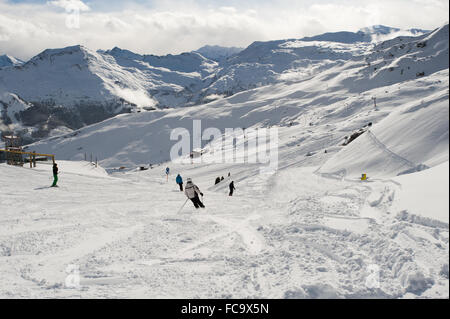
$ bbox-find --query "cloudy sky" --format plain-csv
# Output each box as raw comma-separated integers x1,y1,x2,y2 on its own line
0,0,448,60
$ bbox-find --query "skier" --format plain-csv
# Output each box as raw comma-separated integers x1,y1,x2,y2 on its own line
165,166,170,181
215,177,221,185
221,176,224,181
229,181,235,196
228,172,231,177
176,174,183,191
184,178,205,209
51,163,58,187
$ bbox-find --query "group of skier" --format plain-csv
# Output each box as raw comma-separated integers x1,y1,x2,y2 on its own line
214,172,230,185
216,172,234,196
50,162,234,210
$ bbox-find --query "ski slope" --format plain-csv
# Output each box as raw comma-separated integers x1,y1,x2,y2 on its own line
0,152,448,298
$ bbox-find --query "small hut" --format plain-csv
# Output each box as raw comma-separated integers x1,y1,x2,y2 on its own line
1,134,23,166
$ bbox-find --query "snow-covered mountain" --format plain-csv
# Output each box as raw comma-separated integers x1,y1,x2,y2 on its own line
0,45,218,141
201,25,439,100
359,25,429,37
29,24,448,171
0,25,443,143
193,45,243,61
299,25,429,44
0,54,24,68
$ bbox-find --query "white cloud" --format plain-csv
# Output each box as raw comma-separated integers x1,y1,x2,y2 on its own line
0,0,448,60
219,7,237,14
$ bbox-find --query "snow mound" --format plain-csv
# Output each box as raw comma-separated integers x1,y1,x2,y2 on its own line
392,161,449,224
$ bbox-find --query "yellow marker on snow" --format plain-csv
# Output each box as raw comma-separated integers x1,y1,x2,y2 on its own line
361,173,367,181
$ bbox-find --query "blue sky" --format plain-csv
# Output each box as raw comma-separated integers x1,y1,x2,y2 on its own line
1,0,448,59
6,0,328,8
7,0,150,9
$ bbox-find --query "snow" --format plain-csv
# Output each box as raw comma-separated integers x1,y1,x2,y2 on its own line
0,132,448,298
0,54,24,68
33,160,109,178
0,45,215,113
293,25,428,44
392,161,449,224
1,145,447,298
194,45,243,62
318,68,449,178
0,92,31,125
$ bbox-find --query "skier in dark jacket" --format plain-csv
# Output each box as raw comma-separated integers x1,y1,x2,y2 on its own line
229,181,235,196
184,178,205,208
51,163,58,187
165,166,170,181
176,174,183,191
215,177,221,185
221,176,224,181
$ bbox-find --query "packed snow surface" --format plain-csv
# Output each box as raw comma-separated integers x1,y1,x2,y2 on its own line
0,155,448,298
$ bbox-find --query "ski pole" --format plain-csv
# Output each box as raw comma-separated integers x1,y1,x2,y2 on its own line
177,198,189,214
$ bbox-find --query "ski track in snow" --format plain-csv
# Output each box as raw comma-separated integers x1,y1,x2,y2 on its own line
0,161,448,299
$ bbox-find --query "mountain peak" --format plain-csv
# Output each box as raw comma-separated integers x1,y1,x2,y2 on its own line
34,44,89,57
103,47,143,60
194,45,243,61
300,25,430,44
359,25,401,35
26,45,96,66
0,54,24,67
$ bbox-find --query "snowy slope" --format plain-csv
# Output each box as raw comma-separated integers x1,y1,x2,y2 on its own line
0,92,31,125
0,45,217,110
1,45,154,108
0,141,448,298
318,70,449,178
0,46,218,139
201,25,440,98
392,161,449,224
102,47,218,107
316,25,449,178
0,54,24,68
301,25,429,44
203,38,369,97
194,45,243,61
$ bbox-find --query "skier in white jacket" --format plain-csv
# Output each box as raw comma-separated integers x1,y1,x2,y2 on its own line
184,178,205,209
